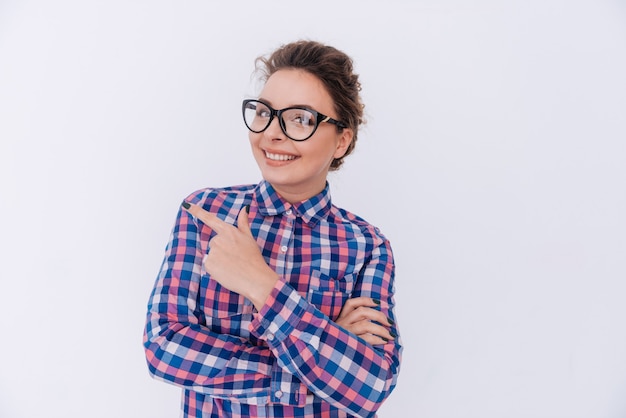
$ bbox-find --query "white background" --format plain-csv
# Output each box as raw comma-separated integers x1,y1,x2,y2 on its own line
1,1,625,417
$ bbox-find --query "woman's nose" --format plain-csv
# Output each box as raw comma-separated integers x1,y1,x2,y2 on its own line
264,117,287,141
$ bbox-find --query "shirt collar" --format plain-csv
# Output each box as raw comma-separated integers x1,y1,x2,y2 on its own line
254,180,332,227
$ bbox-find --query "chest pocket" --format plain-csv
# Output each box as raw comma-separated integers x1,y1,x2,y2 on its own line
306,270,356,321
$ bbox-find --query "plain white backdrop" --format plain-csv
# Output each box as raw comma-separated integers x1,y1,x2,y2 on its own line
1,1,625,417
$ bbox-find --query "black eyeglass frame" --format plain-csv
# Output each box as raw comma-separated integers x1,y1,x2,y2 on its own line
242,99,347,142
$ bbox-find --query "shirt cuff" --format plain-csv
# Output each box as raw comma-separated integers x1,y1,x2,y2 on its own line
249,278,309,344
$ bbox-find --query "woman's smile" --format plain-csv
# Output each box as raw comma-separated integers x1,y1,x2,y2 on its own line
264,149,298,163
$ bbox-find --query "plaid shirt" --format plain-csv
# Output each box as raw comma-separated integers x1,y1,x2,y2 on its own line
143,180,402,418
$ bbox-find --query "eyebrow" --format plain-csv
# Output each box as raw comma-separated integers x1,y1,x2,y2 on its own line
258,98,316,110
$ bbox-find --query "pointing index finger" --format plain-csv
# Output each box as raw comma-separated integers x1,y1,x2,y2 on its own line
182,201,228,234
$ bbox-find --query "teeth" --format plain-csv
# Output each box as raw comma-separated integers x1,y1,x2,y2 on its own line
265,151,296,161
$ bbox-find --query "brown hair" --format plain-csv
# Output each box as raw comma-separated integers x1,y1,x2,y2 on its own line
255,40,364,170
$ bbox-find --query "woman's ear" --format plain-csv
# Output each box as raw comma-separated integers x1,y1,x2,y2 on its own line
333,128,354,159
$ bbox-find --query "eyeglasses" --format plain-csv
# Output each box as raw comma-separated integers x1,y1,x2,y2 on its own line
242,99,347,141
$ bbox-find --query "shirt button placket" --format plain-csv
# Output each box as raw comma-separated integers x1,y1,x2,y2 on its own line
279,209,294,256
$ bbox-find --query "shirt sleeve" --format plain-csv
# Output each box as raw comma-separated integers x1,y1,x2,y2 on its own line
249,237,402,418
143,205,274,401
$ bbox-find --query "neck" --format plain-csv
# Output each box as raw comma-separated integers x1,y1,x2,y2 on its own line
270,182,326,204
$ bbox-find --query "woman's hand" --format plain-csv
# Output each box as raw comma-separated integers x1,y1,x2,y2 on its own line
182,203,278,311
336,297,396,345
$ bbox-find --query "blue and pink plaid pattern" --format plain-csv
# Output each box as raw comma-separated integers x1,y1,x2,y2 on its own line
143,180,402,417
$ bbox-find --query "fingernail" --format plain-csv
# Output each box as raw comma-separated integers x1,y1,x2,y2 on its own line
245,205,250,214
390,331,397,339
372,298,381,305
182,202,191,209
387,317,395,326
382,337,389,343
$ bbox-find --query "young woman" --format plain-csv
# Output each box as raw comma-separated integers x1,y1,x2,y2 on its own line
143,40,402,418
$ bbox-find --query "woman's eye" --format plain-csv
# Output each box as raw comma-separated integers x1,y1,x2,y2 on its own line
257,109,270,118
291,113,314,126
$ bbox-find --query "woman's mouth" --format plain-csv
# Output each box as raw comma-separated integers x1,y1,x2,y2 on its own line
265,151,297,161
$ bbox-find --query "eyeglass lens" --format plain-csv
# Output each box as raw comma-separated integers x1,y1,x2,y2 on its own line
243,100,318,141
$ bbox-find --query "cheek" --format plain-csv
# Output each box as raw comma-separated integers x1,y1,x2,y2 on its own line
248,132,263,150
248,131,257,144
306,143,339,168
319,137,343,160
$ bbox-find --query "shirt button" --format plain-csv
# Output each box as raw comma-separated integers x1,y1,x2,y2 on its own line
275,390,283,399
280,245,288,253
267,333,275,341
285,209,292,216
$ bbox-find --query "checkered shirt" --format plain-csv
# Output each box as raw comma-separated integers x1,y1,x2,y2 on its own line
143,180,402,417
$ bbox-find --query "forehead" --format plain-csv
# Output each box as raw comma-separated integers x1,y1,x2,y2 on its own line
260,69,334,112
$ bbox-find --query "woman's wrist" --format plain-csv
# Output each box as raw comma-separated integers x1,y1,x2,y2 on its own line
247,268,279,311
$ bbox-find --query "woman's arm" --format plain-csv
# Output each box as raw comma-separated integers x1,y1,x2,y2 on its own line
142,206,275,400
248,238,402,418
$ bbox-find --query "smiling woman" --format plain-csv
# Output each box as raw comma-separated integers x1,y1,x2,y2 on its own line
142,40,402,418
246,69,353,203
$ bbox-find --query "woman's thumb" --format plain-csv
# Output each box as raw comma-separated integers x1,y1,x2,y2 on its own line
237,205,252,235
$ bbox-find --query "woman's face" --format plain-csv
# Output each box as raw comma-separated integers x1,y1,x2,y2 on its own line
248,69,353,203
